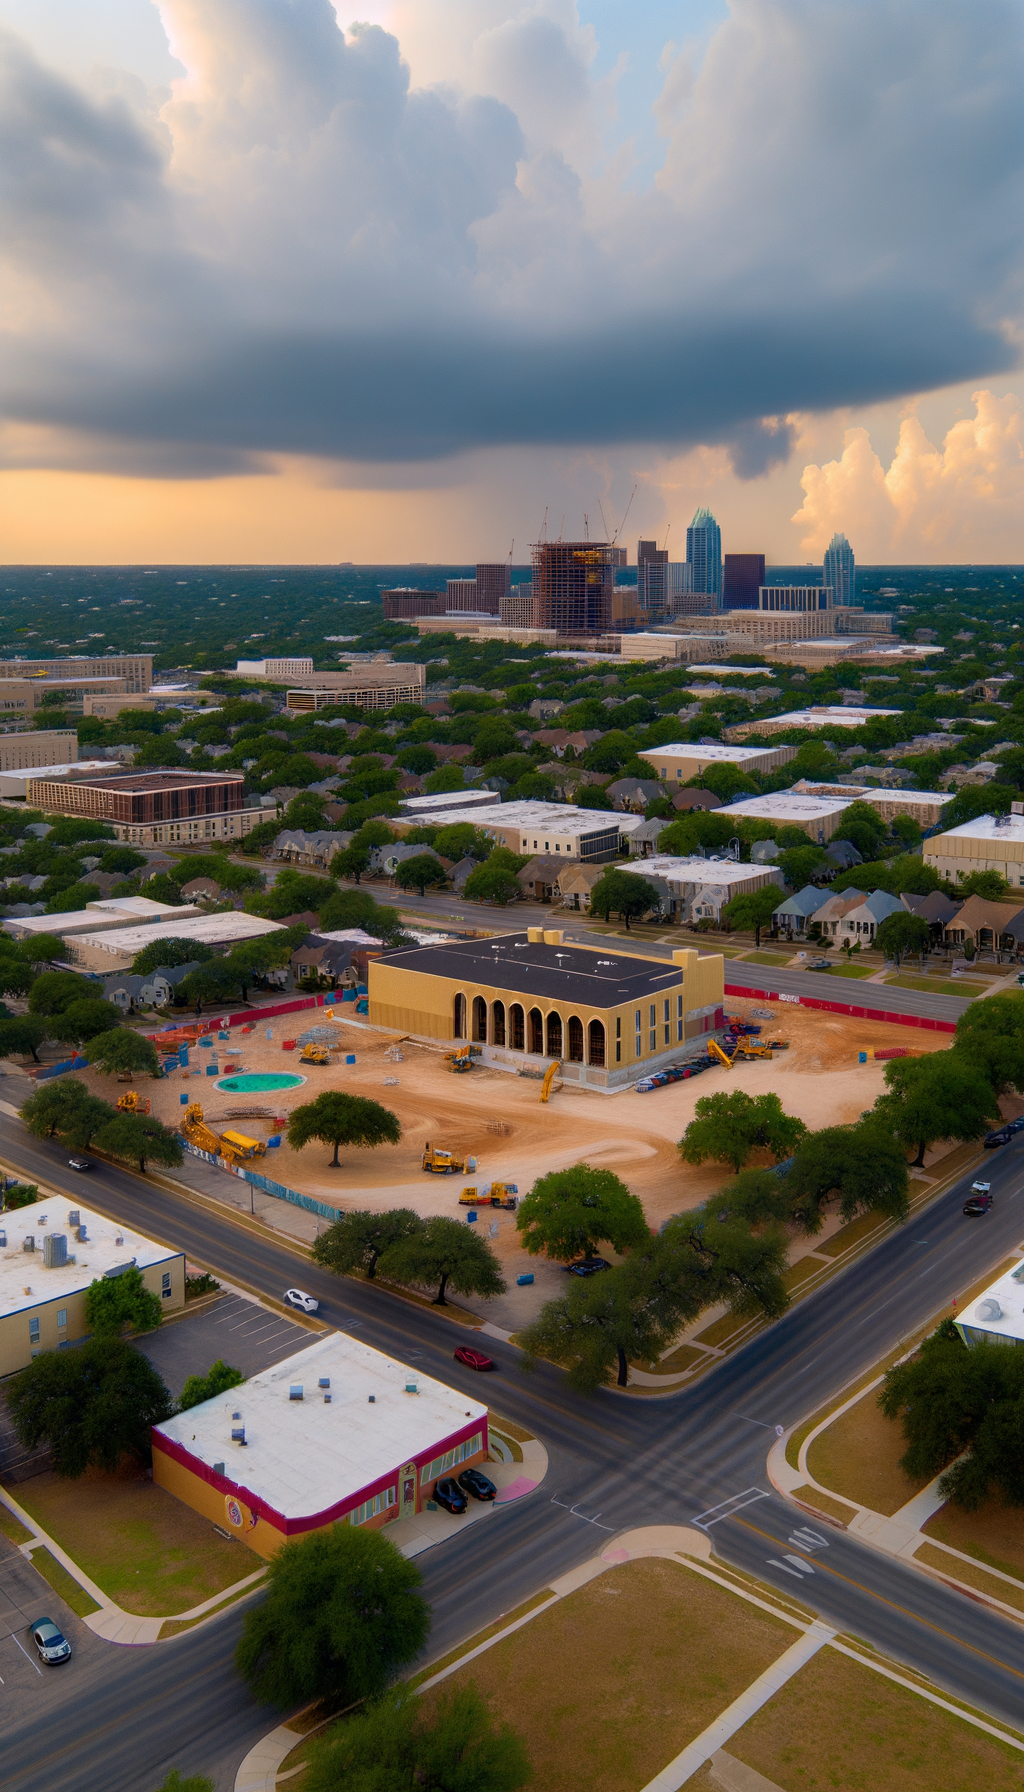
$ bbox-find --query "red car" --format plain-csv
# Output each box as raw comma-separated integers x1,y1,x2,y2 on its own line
454,1345,496,1372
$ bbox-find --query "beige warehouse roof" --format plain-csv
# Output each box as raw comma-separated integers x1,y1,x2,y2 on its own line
70,910,285,958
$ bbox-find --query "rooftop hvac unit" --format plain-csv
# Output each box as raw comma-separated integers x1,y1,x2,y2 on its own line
22,1235,34,1253
318,1377,330,1388
978,1298,1003,1320
67,1210,80,1227
42,1233,68,1270
231,1426,246,1444
289,1385,303,1401
213,1461,225,1475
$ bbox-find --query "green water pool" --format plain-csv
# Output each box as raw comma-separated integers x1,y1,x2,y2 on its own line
214,1072,307,1093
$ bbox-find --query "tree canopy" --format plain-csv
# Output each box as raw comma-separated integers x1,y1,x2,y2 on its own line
235,1524,430,1707
287,1091,401,1167
874,911,931,966
515,1164,649,1264
679,1090,808,1174
722,884,781,945
588,868,659,929
872,1052,999,1166
394,853,448,896
305,1684,530,1792
21,1078,115,1148
781,1120,910,1230
84,1028,160,1078
7,1337,172,1477
0,1015,49,1064
953,992,1024,1095
178,1359,245,1412
880,1320,1024,1510
85,1266,163,1337
131,937,214,976
380,1216,506,1306
311,1209,423,1280
94,1112,184,1173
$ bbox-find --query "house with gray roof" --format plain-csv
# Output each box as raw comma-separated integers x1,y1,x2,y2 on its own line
772,885,831,936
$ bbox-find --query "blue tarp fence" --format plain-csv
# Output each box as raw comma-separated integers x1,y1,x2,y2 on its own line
181,1140,340,1222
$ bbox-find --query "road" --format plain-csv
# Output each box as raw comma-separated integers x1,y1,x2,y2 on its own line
3,1115,1024,1790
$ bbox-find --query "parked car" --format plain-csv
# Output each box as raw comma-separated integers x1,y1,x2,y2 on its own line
283,1288,320,1313
984,1127,1012,1148
562,1258,611,1276
453,1345,496,1372
30,1617,71,1664
67,1158,93,1172
458,1467,497,1501
964,1181,993,1216
433,1477,468,1514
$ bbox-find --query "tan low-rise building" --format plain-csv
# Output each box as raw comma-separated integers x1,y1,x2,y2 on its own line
924,812,1024,889
368,928,726,1089
789,782,954,829
715,792,853,843
724,705,902,743
0,1200,184,1378
638,741,798,784
0,730,78,771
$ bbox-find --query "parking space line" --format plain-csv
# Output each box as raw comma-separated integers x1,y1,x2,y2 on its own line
10,1633,41,1675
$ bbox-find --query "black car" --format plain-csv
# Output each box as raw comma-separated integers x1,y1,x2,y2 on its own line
458,1467,497,1502
562,1258,611,1277
433,1477,468,1515
67,1158,93,1172
30,1617,72,1664
984,1128,1012,1148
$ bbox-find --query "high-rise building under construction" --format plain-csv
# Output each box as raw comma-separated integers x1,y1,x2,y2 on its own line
531,541,618,635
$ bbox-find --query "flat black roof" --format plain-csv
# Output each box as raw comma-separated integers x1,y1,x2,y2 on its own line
378,932,683,1008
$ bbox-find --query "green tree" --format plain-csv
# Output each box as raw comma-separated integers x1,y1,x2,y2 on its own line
84,1028,160,1078
464,849,527,905
380,1215,506,1306
953,992,1024,1095
874,911,931,966
782,1121,910,1231
0,958,33,999
235,1524,429,1708
394,743,438,775
331,843,371,883
178,1359,245,1412
872,1051,999,1166
49,998,123,1044
311,1209,423,1280
879,1320,1024,1510
721,884,781,946
1,1181,39,1210
85,1265,163,1336
131,937,214,976
516,1165,649,1264
287,1091,401,1167
7,1337,172,1477
305,1684,530,1792
94,1112,185,1173
838,800,888,861
28,969,87,1016
679,1090,808,1174
21,1079,115,1147
891,814,923,851
777,845,827,889
956,868,1013,900
588,868,659,930
44,881,101,914
394,853,448,897
0,1015,49,1063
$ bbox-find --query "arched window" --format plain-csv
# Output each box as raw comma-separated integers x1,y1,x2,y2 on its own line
472,996,488,1043
546,1012,562,1058
588,1019,606,1067
492,1001,506,1046
567,1015,584,1062
510,1004,525,1050
528,1008,544,1055
453,993,467,1038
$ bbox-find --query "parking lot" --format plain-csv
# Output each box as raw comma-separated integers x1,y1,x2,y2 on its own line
139,1294,315,1400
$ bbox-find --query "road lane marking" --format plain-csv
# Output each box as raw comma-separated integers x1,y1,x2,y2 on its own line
10,1634,41,1675
692,1488,769,1530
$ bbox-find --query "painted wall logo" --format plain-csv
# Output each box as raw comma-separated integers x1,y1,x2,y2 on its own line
225,1496,243,1528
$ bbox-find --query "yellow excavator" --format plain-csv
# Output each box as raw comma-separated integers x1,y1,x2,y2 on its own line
182,1103,267,1167
116,1090,150,1115
300,1042,333,1065
539,1060,561,1103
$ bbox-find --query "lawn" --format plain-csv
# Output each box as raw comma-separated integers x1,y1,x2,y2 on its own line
703,1641,1024,1791
743,952,794,966
418,1557,792,1792
885,974,992,995
924,1492,1024,1585
805,1384,929,1515
15,1465,260,1616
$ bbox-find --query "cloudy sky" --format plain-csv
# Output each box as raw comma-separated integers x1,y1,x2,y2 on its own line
0,0,1022,564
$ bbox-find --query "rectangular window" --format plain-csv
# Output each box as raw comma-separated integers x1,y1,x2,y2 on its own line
677,995,683,1019
57,1309,67,1328
162,1272,172,1297
420,1434,483,1485
349,1487,396,1526
28,1317,40,1341
650,1029,657,1051
678,1019,684,1041
615,1016,621,1064
649,1004,656,1027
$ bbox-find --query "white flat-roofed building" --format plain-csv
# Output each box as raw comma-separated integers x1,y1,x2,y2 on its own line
234,657,314,679
422,799,645,862
955,1261,1024,1351
724,704,902,741
67,908,285,971
718,792,854,843
924,811,1024,888
0,760,116,800
638,741,798,783
0,1201,184,1377
397,790,501,819
640,855,785,924
3,897,198,942
153,1332,489,1558
790,782,954,829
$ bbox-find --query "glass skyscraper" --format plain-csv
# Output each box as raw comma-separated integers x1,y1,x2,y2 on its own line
685,507,722,604
823,532,855,606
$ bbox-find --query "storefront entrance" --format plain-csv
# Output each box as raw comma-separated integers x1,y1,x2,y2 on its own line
400,1462,418,1518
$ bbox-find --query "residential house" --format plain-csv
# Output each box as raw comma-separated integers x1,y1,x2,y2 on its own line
671,788,722,812
627,817,671,858
902,891,961,936
556,863,607,912
376,842,443,878
528,698,565,720
772,885,832,936
533,729,604,759
273,829,351,868
102,961,200,1012
750,839,780,864
836,890,905,942
824,840,863,871
290,935,353,986
809,889,868,942
449,856,480,895
943,896,1024,955
605,777,663,813
516,856,563,902
180,877,222,902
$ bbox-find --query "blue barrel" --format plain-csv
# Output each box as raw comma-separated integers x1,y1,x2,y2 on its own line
466,1210,478,1223
517,1273,535,1286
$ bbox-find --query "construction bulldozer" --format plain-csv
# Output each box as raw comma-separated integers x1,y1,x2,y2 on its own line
422,1142,466,1175
459,1182,519,1210
116,1090,150,1116
181,1103,267,1167
300,1042,333,1065
444,1044,480,1073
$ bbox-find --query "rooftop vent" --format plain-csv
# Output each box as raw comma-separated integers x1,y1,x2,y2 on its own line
22,1235,34,1253
231,1425,246,1445
37,1214,47,1226
0,1230,5,1247
405,1378,418,1394
318,1377,330,1388
368,1395,376,1403
67,1211,80,1227
978,1298,1003,1321
289,1385,303,1401
213,1460,225,1476
115,1235,124,1246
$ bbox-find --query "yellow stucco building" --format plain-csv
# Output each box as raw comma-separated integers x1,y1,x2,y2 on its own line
368,927,726,1090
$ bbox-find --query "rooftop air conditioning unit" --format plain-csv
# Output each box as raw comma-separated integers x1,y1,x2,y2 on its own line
231,1426,246,1444
67,1210,80,1227
22,1235,34,1253
289,1385,303,1401
978,1298,1003,1321
42,1233,68,1270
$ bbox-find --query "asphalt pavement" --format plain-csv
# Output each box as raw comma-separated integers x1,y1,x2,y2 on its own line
3,1116,1024,1790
